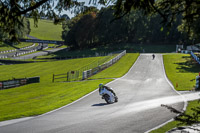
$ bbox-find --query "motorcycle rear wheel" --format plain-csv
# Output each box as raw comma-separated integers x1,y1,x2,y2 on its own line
115,96,118,102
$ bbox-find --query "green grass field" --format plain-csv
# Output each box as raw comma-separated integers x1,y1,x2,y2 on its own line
29,19,63,41
0,53,139,121
151,53,200,133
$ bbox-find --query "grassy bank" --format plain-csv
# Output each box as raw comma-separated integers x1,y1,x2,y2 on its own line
0,19,63,53
0,53,139,121
151,53,200,133
164,54,199,91
0,79,112,121
29,19,63,41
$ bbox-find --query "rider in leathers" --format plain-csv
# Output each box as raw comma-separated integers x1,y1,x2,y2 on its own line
99,83,116,96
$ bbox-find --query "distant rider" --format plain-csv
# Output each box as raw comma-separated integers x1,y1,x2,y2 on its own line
99,83,116,96
152,54,155,60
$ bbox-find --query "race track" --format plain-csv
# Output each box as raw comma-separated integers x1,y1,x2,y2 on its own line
0,54,184,133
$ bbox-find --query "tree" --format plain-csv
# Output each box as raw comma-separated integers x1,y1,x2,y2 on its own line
0,28,8,42
62,7,99,49
62,6,185,49
112,0,200,40
0,0,85,42
0,17,30,43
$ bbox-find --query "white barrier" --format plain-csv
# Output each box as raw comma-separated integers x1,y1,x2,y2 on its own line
98,50,126,70
0,43,36,54
0,49,17,54
82,50,126,80
19,43,35,50
0,56,8,59
10,48,37,57
196,76,200,89
82,69,92,80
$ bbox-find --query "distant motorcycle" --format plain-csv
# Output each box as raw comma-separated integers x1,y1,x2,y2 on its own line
99,87,118,104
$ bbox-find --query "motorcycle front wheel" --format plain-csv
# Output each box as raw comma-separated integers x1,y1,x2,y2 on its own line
103,94,111,104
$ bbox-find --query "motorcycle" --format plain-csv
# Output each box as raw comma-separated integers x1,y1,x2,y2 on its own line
99,87,118,104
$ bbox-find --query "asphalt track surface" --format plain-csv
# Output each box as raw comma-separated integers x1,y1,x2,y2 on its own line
0,54,184,133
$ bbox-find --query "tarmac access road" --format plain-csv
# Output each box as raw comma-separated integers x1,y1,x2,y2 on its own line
0,44,40,58
12,47,67,60
0,54,185,133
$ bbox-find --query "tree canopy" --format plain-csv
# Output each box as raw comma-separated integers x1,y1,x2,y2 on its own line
0,0,200,42
0,0,85,41
112,0,200,40
62,6,186,49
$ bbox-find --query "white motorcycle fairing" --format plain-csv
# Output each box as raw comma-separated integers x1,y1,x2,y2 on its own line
99,88,117,104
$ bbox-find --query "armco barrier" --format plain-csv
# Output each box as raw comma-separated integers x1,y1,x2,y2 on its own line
191,51,200,64
195,75,200,90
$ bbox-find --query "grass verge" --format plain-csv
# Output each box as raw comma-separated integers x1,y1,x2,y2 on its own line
0,53,139,121
164,53,199,91
150,100,199,133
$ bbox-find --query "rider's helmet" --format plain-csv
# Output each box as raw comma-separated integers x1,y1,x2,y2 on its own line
99,83,103,88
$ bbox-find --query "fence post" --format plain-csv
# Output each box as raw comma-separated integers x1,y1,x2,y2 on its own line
52,74,54,82
67,72,69,82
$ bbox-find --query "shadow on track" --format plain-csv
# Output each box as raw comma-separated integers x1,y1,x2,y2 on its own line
92,103,108,106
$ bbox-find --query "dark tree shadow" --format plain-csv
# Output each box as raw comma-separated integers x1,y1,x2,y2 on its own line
175,55,200,73
92,103,108,106
2,42,20,49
